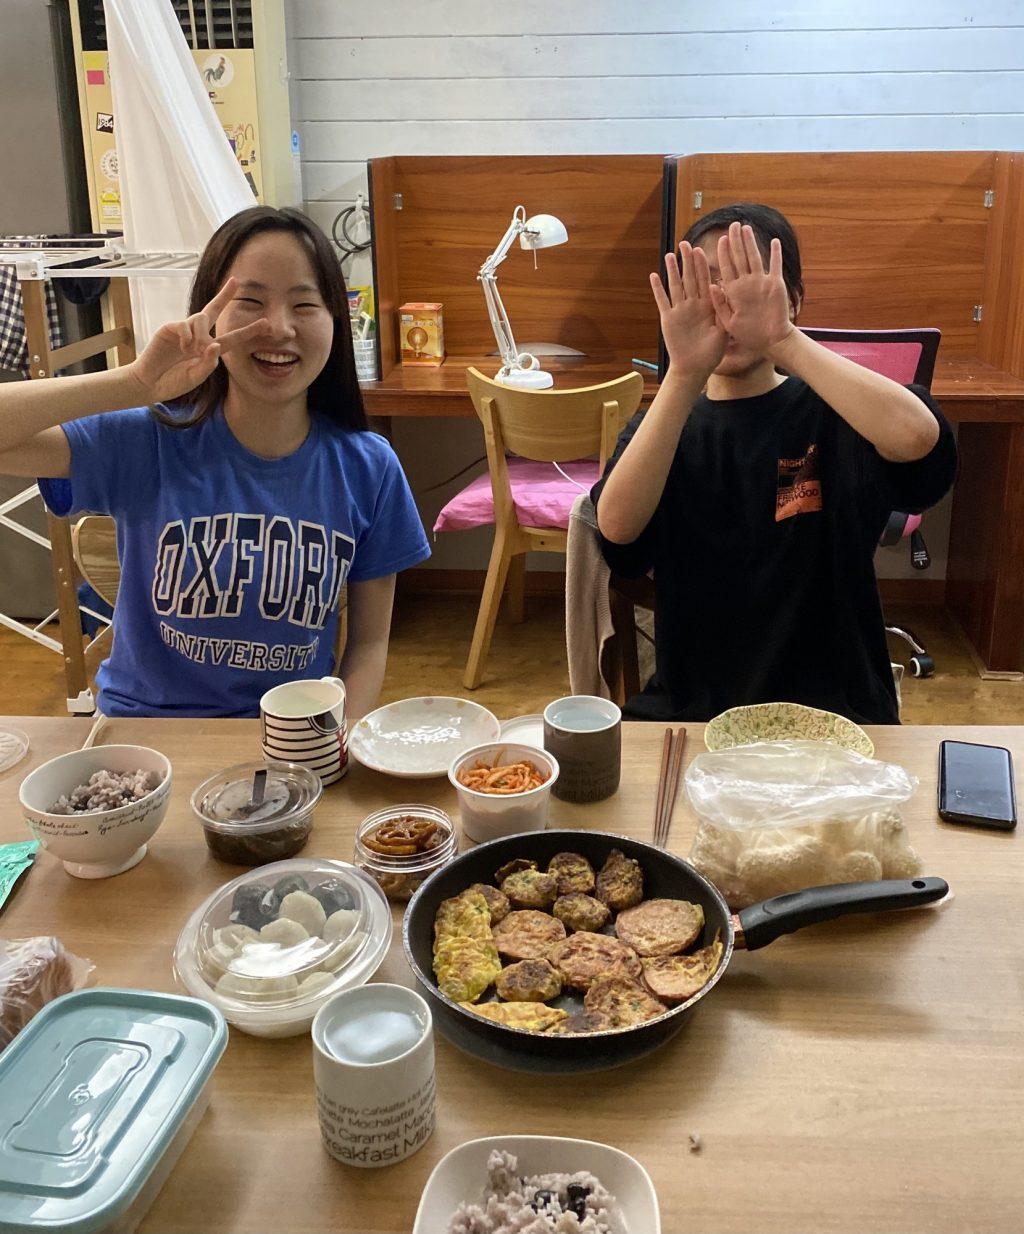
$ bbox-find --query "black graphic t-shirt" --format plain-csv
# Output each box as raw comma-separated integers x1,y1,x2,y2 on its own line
592,378,957,724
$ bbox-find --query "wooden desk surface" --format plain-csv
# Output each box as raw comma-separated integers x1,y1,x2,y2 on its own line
363,354,1024,422
2,718,1021,1234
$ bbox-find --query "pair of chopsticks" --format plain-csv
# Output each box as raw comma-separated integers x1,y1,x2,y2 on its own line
653,727,687,849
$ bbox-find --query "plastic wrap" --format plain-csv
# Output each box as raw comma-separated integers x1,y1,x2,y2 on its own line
685,741,923,908
0,937,94,1050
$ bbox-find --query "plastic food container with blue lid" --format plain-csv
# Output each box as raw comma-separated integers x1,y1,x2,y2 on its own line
0,987,227,1234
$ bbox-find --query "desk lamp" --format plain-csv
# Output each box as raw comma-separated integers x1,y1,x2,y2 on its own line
478,205,568,389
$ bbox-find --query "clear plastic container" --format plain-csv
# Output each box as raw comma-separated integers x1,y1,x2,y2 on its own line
191,761,322,866
354,805,457,902
173,858,392,1038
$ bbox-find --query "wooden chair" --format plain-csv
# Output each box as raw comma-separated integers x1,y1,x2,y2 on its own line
462,366,644,690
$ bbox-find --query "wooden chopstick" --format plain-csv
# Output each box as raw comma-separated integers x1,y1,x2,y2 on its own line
655,727,687,848
653,727,672,844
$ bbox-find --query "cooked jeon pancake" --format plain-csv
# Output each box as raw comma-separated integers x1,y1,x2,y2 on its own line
467,883,511,925
552,893,611,934
546,1010,615,1036
584,975,667,1027
501,868,558,911
434,935,501,1003
495,958,562,1003
595,849,644,912
459,1000,568,1032
549,931,642,992
641,937,724,1005
615,898,704,957
433,890,491,951
494,858,536,884
547,851,596,896
492,910,567,961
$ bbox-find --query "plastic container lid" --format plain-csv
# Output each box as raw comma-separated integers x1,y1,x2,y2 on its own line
0,988,226,1234
191,760,322,830
0,726,29,775
173,857,393,1038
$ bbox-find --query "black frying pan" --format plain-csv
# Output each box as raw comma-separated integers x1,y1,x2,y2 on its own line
402,830,948,1073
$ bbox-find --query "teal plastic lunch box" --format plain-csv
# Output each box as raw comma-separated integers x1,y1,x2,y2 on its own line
0,988,227,1234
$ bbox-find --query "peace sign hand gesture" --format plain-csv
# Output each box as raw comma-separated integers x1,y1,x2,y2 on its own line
708,222,794,355
128,278,270,405
650,243,727,378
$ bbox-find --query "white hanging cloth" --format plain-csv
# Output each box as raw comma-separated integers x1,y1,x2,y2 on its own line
104,0,255,347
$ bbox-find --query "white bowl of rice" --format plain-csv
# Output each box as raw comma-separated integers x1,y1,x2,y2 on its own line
19,744,171,879
414,1136,660,1234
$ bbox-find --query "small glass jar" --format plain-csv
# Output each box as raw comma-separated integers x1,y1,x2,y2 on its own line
353,805,457,902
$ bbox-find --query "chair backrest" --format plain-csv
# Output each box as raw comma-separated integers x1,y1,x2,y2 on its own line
800,327,940,391
72,516,120,608
466,367,644,469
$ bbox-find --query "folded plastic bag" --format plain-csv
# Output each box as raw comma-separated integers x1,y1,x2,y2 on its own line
686,741,923,908
0,937,94,1050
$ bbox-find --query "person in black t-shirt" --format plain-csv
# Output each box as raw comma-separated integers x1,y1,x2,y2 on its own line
592,204,957,725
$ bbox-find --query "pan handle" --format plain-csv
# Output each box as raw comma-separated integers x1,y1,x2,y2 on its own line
734,877,949,951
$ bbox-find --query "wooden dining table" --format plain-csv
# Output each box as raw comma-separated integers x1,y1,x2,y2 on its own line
1,717,1022,1234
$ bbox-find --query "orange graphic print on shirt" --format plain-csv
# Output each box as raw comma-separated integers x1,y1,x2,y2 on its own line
776,443,823,522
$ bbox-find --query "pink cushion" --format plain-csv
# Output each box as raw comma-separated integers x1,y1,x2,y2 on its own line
434,458,600,533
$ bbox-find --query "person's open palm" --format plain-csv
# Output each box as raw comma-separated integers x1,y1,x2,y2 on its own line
651,243,726,377
129,278,270,405
708,222,793,354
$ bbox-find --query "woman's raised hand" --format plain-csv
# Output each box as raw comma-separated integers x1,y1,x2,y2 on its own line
128,278,270,405
650,243,726,378
708,222,794,355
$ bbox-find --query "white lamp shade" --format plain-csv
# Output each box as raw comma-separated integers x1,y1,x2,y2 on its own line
520,213,568,250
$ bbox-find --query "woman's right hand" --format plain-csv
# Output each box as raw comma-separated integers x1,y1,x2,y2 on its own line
650,243,726,379
127,278,270,405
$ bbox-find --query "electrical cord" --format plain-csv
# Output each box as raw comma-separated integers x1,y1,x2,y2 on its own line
331,203,371,263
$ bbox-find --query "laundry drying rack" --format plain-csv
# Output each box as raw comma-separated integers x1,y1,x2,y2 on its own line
0,238,197,713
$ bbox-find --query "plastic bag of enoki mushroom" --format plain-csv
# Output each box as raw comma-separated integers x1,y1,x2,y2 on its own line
684,741,923,909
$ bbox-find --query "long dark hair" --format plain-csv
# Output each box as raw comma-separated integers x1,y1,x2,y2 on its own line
683,202,804,311
155,206,368,432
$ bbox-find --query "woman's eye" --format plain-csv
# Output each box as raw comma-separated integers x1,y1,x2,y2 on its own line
234,297,263,307
295,302,320,311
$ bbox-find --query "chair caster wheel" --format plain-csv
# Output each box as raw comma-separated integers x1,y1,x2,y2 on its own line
910,653,935,679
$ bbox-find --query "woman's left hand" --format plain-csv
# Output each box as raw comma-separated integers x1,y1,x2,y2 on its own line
709,222,794,355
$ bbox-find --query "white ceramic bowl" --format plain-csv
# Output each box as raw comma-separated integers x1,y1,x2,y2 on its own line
349,696,501,778
413,1135,660,1234
19,744,171,879
448,742,559,844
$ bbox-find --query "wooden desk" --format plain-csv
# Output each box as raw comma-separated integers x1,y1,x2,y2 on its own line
3,718,1022,1234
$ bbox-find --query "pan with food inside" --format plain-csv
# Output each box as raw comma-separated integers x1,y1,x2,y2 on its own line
402,830,947,1073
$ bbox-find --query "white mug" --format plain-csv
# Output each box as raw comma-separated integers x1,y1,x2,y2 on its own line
260,676,348,785
312,984,435,1169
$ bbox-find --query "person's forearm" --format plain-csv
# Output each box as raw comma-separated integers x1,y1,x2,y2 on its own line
596,368,707,544
766,330,939,462
0,365,147,451
338,638,389,722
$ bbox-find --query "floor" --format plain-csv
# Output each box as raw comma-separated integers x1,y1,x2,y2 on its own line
3,596,1023,725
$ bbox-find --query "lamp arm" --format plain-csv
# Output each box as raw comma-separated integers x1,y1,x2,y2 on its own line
478,206,527,279
480,274,521,373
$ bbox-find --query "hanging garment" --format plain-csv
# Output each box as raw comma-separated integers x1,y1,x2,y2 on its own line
0,262,62,376
104,0,255,346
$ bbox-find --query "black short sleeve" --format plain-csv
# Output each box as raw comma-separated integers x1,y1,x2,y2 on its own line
590,410,660,579
876,385,958,514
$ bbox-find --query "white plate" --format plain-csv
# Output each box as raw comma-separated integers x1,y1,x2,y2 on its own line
499,713,545,748
348,697,501,779
0,727,29,775
413,1135,660,1234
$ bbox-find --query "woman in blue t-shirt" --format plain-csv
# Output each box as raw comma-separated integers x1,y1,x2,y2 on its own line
0,206,430,718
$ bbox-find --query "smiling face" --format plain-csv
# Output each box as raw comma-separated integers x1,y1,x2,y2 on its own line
215,230,334,407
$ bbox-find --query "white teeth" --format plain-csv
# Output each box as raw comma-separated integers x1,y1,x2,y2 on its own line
253,352,298,364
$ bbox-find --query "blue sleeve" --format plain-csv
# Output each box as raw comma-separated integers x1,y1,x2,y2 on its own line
38,408,157,519
348,438,431,582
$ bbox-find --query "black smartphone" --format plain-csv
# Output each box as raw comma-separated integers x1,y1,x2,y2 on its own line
938,740,1017,831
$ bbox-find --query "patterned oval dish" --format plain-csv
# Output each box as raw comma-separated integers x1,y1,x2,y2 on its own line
703,702,874,758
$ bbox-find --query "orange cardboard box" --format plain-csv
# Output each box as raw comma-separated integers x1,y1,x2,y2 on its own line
399,302,445,366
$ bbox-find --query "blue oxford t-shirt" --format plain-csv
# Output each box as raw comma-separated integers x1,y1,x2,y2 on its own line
40,407,430,718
